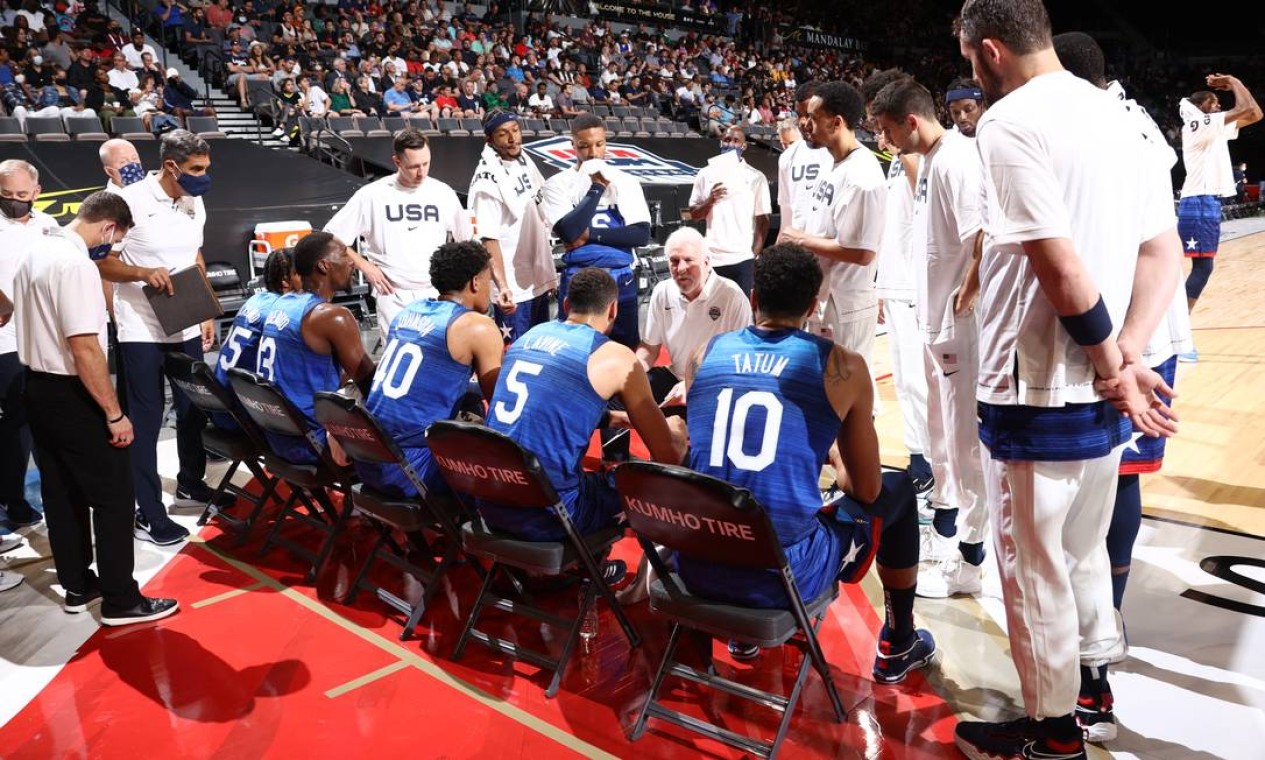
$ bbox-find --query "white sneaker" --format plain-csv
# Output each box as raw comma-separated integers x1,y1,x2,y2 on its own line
0,569,24,592
271,127,284,138
917,557,983,599
0,534,23,554
918,525,956,562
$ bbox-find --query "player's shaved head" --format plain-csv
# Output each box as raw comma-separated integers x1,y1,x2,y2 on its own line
293,231,342,277
565,267,618,315
753,243,822,320
1053,32,1106,89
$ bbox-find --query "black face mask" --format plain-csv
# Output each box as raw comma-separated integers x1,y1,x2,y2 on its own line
0,197,33,220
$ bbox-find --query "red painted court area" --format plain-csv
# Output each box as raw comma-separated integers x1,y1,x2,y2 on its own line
0,466,956,760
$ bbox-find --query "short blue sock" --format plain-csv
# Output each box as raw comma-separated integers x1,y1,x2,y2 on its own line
908,452,932,482
959,541,985,566
933,507,958,538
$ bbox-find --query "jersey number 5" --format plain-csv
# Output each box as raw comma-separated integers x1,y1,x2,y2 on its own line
218,326,250,372
708,388,783,472
492,360,543,425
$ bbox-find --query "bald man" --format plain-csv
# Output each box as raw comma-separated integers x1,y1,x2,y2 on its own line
99,139,146,194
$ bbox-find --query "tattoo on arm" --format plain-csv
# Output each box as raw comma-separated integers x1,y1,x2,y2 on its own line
825,348,851,383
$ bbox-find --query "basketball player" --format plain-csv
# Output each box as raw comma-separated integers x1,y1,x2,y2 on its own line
358,241,504,498
259,232,375,464
861,68,935,500
323,128,473,337
468,110,557,343
955,2,1183,757
687,125,771,296
682,243,933,678
778,81,886,364
1177,71,1260,358
945,78,987,137
540,114,651,349
870,79,989,599
210,248,299,430
776,81,832,234
478,267,685,542
1053,29,1195,744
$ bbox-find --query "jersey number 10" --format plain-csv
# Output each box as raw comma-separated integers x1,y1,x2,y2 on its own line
708,388,783,472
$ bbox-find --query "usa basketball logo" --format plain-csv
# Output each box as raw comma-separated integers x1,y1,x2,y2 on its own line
525,136,698,184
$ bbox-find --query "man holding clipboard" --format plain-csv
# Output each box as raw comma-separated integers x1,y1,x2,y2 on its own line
98,130,226,546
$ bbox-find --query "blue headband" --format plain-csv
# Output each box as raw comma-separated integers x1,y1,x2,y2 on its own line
483,111,518,136
946,87,984,104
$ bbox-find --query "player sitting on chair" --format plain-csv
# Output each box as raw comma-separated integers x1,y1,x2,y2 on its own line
259,231,376,464
211,248,300,430
357,240,506,498
479,267,688,543
680,243,935,682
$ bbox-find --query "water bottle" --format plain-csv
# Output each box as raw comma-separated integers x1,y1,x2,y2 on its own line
579,580,599,653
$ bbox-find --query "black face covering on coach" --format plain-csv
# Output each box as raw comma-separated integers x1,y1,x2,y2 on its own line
0,197,33,220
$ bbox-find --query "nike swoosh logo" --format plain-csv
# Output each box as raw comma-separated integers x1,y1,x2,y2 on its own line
407,225,419,231
944,370,959,377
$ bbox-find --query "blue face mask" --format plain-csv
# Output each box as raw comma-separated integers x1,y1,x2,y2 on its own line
88,226,116,260
118,161,145,186
176,171,211,197
720,143,744,157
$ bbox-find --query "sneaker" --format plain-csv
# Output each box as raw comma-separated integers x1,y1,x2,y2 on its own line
1178,349,1199,363
873,628,936,684
174,484,236,509
917,557,983,599
0,534,23,554
956,715,1087,760
134,513,190,546
100,596,180,627
728,640,760,661
918,525,956,562
601,558,629,590
65,586,104,614
3,503,43,527
271,127,284,138
1076,685,1117,743
0,569,24,592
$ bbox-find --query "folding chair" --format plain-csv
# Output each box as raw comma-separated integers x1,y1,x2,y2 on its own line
427,419,640,698
313,392,474,640
227,368,356,583
162,353,282,540
460,118,483,135
615,461,847,759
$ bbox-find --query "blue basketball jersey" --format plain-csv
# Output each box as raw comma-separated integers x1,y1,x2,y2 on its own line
366,299,472,448
485,321,610,493
214,291,280,389
687,328,839,544
565,204,634,269
260,292,341,432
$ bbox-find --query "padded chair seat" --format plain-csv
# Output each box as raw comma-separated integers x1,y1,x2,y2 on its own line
460,520,624,575
263,455,351,489
201,425,260,462
351,483,438,533
648,573,838,648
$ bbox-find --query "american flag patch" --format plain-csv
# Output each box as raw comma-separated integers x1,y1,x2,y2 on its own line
942,352,957,363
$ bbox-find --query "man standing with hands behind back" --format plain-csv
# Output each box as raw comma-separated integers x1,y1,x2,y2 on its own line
98,130,226,547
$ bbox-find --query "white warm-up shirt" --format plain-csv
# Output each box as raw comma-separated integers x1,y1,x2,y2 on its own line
0,208,60,354
324,173,472,294
1179,98,1240,198
801,145,886,322
689,157,771,267
14,227,108,376
776,139,831,230
912,130,983,343
875,154,916,302
975,71,1176,407
468,150,557,302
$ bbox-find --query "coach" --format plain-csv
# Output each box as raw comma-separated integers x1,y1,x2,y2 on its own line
16,191,178,626
98,130,224,547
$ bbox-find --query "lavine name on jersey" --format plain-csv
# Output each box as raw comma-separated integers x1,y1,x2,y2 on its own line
525,136,697,183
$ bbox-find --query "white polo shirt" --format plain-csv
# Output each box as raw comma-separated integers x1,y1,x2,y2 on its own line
801,145,886,322
0,208,60,355
689,157,771,267
875,154,916,301
776,139,832,230
976,71,1175,407
468,150,557,303
1179,98,1239,198
912,130,983,343
14,227,108,376
115,174,206,343
643,269,752,379
324,173,471,294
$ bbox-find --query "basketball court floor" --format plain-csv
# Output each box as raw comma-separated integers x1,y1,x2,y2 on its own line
1,226,1263,759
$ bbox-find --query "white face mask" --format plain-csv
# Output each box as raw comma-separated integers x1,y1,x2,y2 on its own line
33,56,44,66
14,74,25,84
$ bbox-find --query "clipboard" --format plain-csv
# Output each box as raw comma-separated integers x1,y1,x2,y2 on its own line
143,265,225,336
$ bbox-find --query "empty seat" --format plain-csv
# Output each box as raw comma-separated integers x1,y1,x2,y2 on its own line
459,118,483,135
328,116,363,137
436,118,469,137
591,104,611,117
623,117,649,137
611,106,631,119
25,117,70,142
524,118,551,137
642,118,669,138
356,117,391,138
0,117,26,142
548,118,570,135
407,116,439,136
65,116,109,141
187,115,227,139
111,116,154,140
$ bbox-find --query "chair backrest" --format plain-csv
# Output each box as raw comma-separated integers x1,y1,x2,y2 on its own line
622,118,641,132
0,117,23,135
111,116,147,135
186,115,219,133
612,106,630,118
460,118,483,133
436,118,461,133
614,461,784,570
328,116,358,133
548,118,569,134
313,392,400,467
25,117,66,136
164,352,269,447
426,420,558,508
592,104,610,117
226,367,313,441
66,116,107,135
524,118,546,132
603,117,621,132
356,116,383,132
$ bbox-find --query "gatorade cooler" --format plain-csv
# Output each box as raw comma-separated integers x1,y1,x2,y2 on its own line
249,221,312,277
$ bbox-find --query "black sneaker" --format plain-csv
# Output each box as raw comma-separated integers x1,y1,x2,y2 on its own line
727,640,761,661
956,715,1087,760
4,503,43,528
1076,678,1117,743
65,586,103,614
100,596,180,627
873,628,937,685
134,512,190,546
602,559,629,589
174,484,236,509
